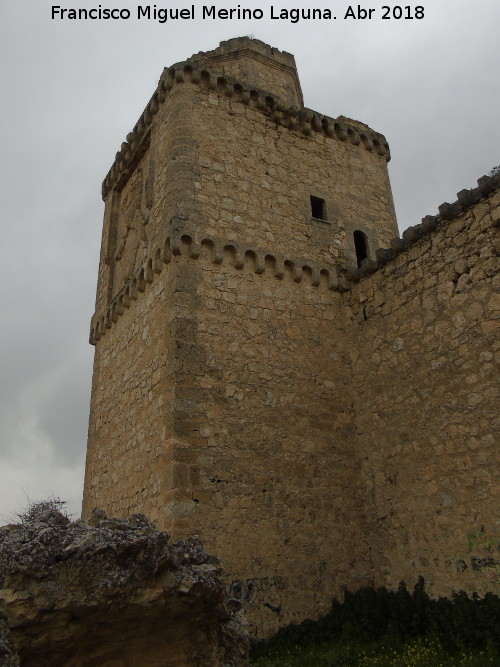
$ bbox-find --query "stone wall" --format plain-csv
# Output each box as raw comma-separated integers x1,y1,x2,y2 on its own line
188,81,397,268
84,265,176,523
188,37,304,108
86,222,374,636
164,235,370,636
0,509,248,666
85,82,203,521
347,175,500,597
83,37,499,641
85,38,399,636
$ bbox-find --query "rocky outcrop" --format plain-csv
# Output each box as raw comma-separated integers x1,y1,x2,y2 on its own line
0,509,248,666
0,610,19,666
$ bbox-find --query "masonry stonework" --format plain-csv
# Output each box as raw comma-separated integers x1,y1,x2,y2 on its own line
347,184,500,598
83,37,499,638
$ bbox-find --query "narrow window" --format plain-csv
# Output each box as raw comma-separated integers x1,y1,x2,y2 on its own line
354,230,368,267
310,196,326,221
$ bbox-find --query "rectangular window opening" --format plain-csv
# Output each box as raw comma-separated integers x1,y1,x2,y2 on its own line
310,196,326,221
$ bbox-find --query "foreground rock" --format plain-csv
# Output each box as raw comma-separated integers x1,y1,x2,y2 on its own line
0,509,248,666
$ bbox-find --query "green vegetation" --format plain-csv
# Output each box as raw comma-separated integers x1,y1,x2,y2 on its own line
251,579,500,666
251,636,498,665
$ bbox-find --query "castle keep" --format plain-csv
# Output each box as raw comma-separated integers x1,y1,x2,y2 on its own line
83,38,499,637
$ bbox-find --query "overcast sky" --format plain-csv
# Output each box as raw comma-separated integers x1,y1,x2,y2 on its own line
0,1,498,522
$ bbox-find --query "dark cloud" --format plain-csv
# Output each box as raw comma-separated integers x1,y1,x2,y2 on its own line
1,0,498,519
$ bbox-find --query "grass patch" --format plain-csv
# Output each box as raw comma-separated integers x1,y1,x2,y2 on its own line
250,579,500,666
251,636,498,665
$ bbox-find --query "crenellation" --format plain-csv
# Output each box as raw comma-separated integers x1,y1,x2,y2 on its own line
84,38,499,642
101,60,391,200
90,227,341,345
344,172,499,284
346,182,499,599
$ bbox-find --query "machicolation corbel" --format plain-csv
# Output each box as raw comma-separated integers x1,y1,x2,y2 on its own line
90,225,341,344
101,60,392,200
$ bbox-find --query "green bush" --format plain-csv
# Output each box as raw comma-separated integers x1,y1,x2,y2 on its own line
250,579,500,664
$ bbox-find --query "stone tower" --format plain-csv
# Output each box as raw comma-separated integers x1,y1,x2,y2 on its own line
83,37,400,635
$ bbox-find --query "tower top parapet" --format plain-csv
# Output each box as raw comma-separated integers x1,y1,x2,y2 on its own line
187,36,304,107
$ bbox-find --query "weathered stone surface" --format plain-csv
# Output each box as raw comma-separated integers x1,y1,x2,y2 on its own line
83,36,499,641
188,37,304,108
347,186,499,599
0,611,19,666
0,510,248,666
85,37,398,638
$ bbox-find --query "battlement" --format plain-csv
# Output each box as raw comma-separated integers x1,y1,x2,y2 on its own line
346,171,500,283
89,221,342,345
101,52,390,201
345,174,499,599
96,171,497,331
187,36,304,107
